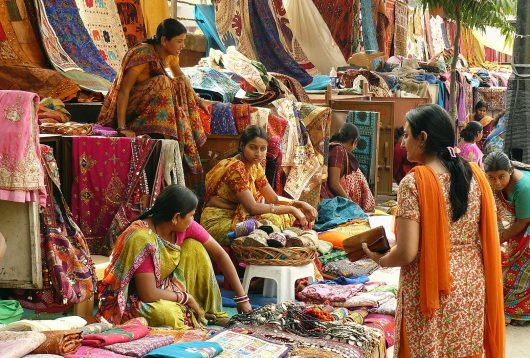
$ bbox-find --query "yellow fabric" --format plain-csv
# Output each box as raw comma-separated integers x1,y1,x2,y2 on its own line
200,207,294,246
473,27,513,56
140,0,170,37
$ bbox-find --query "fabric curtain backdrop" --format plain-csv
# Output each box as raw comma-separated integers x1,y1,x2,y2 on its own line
423,7,434,60
194,4,226,54
384,0,396,58
139,0,169,38
360,0,379,53
284,0,347,75
40,0,116,81
248,0,311,86
311,0,355,59
429,15,446,56
372,0,390,58
116,0,147,48
214,0,257,60
74,0,129,71
0,0,46,66
393,0,408,57
347,110,379,189
269,0,317,76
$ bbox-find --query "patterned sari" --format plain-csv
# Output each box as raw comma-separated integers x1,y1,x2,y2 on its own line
495,190,530,323
97,44,206,174
200,157,294,245
98,221,226,329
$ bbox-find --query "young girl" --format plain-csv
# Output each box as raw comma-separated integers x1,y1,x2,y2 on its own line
458,121,484,169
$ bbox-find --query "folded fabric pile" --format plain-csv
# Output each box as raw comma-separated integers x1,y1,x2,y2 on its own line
324,257,380,277
0,331,46,358
0,316,87,332
81,319,150,347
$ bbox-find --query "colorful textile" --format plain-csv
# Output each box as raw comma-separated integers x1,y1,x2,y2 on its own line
361,0,379,53
312,0,354,59
268,0,317,76
147,329,208,343
0,316,87,332
337,291,395,308
183,67,240,103
105,334,175,357
248,0,311,86
139,0,169,38
214,0,256,60
80,323,113,337
74,0,128,71
194,4,226,54
314,197,368,232
475,86,507,113
71,137,132,254
210,103,238,135
346,111,379,189
98,44,206,173
232,104,251,134
393,0,408,57
342,170,376,212
65,346,130,357
116,0,146,48
0,0,46,66
144,341,222,358
0,90,43,203
41,0,116,81
496,171,530,322
394,165,505,357
324,258,380,278
201,157,293,244
365,314,395,347
284,0,347,74
0,300,23,324
207,329,289,357
31,330,82,355
458,142,484,169
300,284,364,303
98,221,226,328
0,331,46,358
82,321,149,347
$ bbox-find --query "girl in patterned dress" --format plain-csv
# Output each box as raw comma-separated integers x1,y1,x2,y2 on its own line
363,104,504,357
458,121,484,169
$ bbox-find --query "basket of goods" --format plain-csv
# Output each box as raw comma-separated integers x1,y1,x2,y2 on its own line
230,219,318,266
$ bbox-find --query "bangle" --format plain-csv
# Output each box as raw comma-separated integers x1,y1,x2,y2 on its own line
269,204,276,214
174,290,189,305
234,294,249,303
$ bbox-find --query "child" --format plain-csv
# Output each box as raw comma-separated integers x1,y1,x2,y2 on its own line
458,121,484,169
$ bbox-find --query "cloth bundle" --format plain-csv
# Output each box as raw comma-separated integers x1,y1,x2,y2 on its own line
0,331,46,358
31,330,83,355
300,283,364,303
324,258,379,278
0,316,87,332
82,320,149,347
104,334,175,357
80,322,114,337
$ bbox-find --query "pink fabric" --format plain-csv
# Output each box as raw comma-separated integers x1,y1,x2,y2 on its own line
457,142,484,169
136,255,155,273
0,90,44,204
300,283,364,302
65,346,130,357
82,321,150,347
174,220,210,246
70,136,133,252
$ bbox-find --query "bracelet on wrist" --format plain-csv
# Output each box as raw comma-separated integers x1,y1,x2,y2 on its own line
234,294,249,302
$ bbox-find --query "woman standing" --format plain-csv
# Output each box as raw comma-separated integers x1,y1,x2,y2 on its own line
363,104,504,357
200,125,316,245
98,185,252,328
465,100,493,151
97,19,209,174
484,151,530,326
458,121,484,169
320,123,375,212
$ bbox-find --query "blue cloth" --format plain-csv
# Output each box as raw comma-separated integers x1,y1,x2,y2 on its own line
313,275,369,285
194,5,226,54
144,342,223,358
360,0,379,54
248,0,312,85
210,103,238,135
347,110,379,188
183,67,240,103
436,80,445,107
414,74,438,84
304,75,331,90
314,197,368,232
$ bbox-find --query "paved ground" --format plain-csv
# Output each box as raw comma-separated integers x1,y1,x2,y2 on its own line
387,325,530,357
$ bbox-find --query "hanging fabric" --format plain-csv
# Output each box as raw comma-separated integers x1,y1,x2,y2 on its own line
139,0,169,38
116,0,147,48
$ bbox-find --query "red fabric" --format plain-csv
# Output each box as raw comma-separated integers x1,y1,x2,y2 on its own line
82,321,149,347
393,143,415,183
0,22,7,41
135,255,155,273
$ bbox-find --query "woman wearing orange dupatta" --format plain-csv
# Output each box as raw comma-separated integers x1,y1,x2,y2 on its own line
363,105,505,357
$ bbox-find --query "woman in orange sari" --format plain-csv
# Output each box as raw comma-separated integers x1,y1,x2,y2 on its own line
200,125,316,245
97,19,208,174
363,104,504,357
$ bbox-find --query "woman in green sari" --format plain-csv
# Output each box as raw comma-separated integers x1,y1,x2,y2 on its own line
98,185,251,329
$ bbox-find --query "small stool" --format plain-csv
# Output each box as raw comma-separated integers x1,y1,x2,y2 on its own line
242,263,315,303
73,255,110,317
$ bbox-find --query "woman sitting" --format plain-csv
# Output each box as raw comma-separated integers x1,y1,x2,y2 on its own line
457,121,484,169
200,125,317,246
465,100,493,151
320,123,375,212
98,185,252,329
97,19,209,174
484,151,530,326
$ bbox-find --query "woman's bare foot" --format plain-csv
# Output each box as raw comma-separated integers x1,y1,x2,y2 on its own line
205,313,230,326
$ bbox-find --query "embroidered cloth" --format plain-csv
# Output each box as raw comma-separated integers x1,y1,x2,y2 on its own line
116,0,146,48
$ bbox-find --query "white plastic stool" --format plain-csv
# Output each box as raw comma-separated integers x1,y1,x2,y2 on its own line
242,263,315,303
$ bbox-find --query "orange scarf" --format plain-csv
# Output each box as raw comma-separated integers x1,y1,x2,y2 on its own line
404,164,505,357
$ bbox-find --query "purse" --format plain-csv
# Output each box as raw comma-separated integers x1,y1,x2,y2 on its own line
342,226,390,262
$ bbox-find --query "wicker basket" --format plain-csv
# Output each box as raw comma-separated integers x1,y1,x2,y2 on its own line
231,245,317,266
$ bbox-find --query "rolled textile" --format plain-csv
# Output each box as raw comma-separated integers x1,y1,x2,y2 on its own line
0,316,87,332
80,322,113,337
104,334,175,357
81,321,149,347
233,86,280,106
0,331,45,358
31,330,83,355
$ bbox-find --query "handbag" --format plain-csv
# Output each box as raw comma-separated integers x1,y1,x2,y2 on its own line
342,226,390,262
